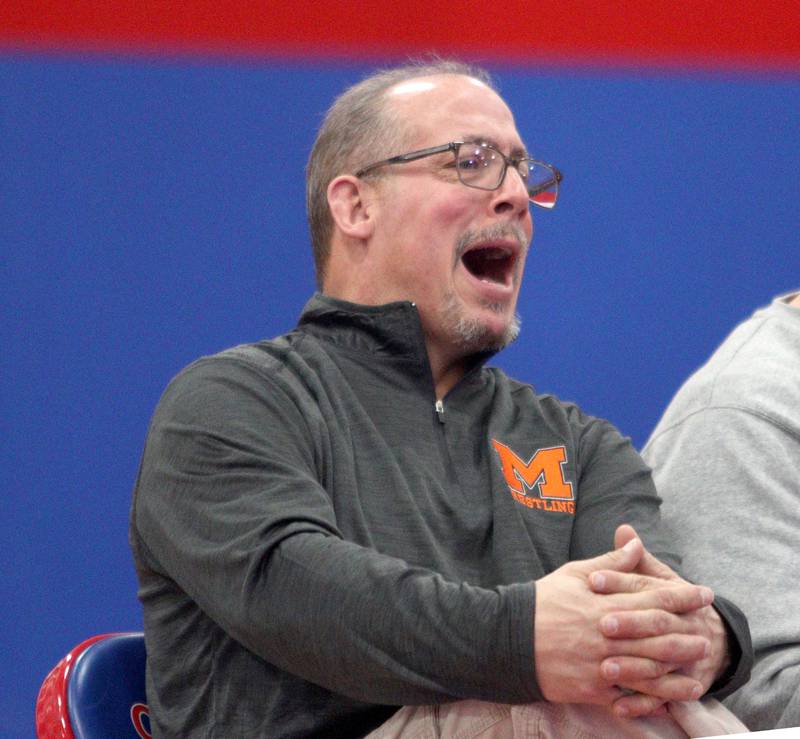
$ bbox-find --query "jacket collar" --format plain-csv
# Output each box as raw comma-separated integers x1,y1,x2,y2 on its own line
297,293,429,361
297,293,497,376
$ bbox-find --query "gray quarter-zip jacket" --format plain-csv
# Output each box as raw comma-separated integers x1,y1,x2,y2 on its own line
130,294,752,738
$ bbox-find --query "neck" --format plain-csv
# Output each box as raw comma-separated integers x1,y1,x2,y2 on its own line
426,342,475,400
788,292,800,309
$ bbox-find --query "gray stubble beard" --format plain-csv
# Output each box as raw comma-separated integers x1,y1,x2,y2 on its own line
442,221,528,353
440,290,522,353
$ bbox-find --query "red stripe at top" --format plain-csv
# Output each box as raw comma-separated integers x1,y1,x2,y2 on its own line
2,0,799,72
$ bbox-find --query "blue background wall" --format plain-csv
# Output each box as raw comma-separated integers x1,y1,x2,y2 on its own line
2,18,799,735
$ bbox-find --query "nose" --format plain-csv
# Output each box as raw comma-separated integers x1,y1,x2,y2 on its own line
489,165,531,221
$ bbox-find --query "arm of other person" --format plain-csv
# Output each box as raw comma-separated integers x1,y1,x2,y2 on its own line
644,407,798,730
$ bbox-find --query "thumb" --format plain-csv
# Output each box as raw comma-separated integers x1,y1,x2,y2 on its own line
578,536,644,576
614,523,639,550
615,524,682,582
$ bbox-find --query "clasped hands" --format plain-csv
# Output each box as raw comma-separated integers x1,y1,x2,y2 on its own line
534,524,729,719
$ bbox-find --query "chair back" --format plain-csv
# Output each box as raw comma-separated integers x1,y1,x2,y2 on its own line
36,632,151,739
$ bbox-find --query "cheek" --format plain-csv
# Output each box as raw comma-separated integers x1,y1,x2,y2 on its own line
419,199,476,260
433,196,475,229
377,187,477,272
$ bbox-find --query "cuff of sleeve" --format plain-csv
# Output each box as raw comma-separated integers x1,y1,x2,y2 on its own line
707,594,754,700
499,580,543,703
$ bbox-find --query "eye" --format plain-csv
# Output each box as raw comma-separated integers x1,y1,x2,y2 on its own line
457,155,483,171
457,146,491,171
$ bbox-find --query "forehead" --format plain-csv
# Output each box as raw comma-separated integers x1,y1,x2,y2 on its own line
385,74,523,150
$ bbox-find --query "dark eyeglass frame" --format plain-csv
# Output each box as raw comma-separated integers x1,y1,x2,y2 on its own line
354,141,563,208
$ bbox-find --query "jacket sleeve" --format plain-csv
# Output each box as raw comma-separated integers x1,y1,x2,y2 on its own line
567,411,753,701
132,355,539,706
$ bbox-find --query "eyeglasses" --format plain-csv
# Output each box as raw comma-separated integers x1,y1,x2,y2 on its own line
355,141,562,209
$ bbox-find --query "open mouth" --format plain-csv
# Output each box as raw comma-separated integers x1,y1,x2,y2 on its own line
461,245,516,286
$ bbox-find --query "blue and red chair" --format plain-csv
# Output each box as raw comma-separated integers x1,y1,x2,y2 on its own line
35,632,151,739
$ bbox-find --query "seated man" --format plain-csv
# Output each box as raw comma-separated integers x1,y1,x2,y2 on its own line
130,59,752,737
644,291,800,730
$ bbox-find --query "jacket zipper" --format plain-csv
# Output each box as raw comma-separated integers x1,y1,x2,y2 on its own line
434,399,445,424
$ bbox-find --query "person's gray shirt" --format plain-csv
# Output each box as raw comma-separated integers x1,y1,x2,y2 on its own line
644,293,800,730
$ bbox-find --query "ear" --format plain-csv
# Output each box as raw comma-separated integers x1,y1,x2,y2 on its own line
327,175,376,241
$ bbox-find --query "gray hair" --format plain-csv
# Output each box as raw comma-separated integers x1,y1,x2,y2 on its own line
305,59,495,287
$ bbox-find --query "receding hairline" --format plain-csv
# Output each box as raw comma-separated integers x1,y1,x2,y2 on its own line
384,72,492,99
365,74,487,159
377,73,525,158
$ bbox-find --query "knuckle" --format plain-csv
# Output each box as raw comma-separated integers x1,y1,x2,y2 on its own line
599,638,614,658
658,588,677,612
683,636,702,658
664,635,683,657
653,610,670,634
649,660,666,678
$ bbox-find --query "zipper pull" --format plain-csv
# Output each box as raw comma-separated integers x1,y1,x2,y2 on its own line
435,399,445,424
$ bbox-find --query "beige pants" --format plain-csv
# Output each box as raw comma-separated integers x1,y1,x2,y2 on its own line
366,699,748,738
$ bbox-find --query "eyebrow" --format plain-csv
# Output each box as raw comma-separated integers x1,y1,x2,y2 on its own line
462,135,529,159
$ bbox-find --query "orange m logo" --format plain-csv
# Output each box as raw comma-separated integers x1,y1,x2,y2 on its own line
491,440,574,501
